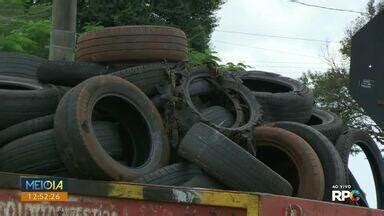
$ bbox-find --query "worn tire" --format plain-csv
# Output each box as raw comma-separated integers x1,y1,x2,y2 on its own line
54,75,170,181
37,61,111,86
307,108,344,143
178,123,293,195
0,115,53,147
236,70,314,123
267,121,347,201
335,129,384,209
0,122,124,175
76,26,187,63
0,75,46,90
253,126,325,200
182,174,225,189
0,130,65,175
133,163,202,186
112,62,183,96
0,52,46,79
201,106,235,127
0,85,65,130
177,106,235,135
182,69,262,135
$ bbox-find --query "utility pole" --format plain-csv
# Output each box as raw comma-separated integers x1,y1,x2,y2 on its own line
49,0,77,61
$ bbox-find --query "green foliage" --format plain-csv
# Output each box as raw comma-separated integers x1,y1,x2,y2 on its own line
0,2,52,57
220,62,249,72
81,21,104,33
188,49,221,66
188,49,249,72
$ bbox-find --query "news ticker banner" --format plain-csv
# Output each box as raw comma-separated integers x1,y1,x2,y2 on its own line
21,177,68,202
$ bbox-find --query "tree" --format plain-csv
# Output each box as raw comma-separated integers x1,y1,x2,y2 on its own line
0,2,52,57
301,0,384,144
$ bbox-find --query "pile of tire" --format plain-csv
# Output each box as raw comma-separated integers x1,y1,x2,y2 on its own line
0,25,382,208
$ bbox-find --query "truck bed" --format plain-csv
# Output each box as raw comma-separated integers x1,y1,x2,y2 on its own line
0,172,383,216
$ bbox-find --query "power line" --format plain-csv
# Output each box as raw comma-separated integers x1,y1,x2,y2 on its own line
216,29,335,43
289,0,369,15
248,60,325,65
214,40,320,59
249,65,327,69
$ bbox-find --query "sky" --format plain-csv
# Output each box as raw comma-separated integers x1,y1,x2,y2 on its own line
211,0,369,79
211,0,381,208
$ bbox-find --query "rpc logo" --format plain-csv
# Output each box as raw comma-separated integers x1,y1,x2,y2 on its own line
332,186,361,202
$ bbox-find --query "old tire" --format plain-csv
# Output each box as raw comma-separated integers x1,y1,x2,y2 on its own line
267,121,347,201
76,26,187,63
335,129,384,209
0,130,65,175
253,126,325,200
182,69,262,135
0,85,64,130
0,115,53,147
182,174,225,189
201,106,235,127
237,70,314,123
178,123,293,195
0,75,46,90
133,163,202,186
177,106,235,135
37,61,111,86
307,108,344,143
0,52,46,79
0,122,125,175
112,62,183,96
54,75,170,180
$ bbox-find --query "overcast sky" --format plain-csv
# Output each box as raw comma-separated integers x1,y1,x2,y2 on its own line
210,0,382,208
211,0,369,78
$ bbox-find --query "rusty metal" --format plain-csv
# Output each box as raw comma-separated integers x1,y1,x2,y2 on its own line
260,194,384,216
0,188,246,216
1,172,384,215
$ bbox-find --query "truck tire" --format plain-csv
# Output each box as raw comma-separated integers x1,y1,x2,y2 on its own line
177,106,235,135
133,163,202,186
236,70,314,123
37,61,111,86
0,115,53,147
0,75,46,90
0,122,125,175
335,129,384,209
0,52,46,79
254,126,325,200
201,106,235,127
112,62,182,96
76,26,187,63
307,108,344,143
267,121,347,201
182,174,225,189
0,130,66,175
178,123,293,196
0,85,65,130
182,69,262,135
54,75,170,181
